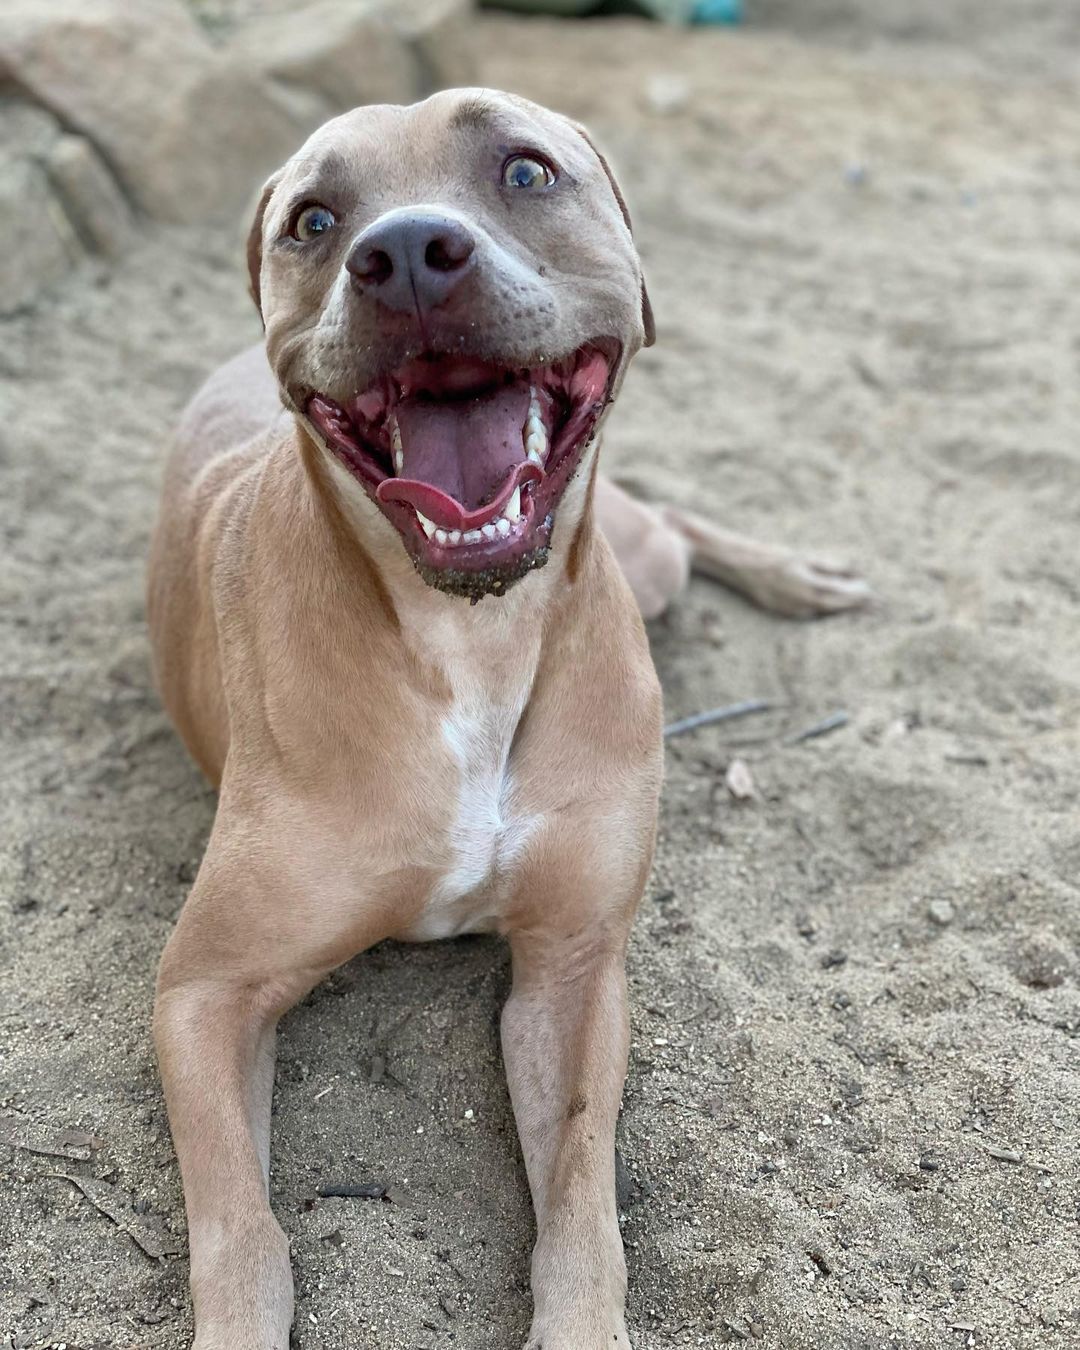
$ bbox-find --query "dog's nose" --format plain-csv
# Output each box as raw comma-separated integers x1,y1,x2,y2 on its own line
346,213,476,315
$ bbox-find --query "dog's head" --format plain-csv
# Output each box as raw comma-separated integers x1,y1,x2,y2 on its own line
248,88,653,600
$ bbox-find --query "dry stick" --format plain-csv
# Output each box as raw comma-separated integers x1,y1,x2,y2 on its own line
663,699,773,740
786,710,850,744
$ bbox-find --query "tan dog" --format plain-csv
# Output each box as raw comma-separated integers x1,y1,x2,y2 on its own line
148,88,866,1350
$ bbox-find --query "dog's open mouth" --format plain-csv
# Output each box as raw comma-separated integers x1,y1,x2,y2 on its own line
304,339,618,599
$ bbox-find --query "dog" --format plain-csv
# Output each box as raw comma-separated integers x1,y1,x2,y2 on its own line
147,88,867,1350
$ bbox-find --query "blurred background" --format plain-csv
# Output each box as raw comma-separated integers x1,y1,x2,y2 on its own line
2,3,1079,1348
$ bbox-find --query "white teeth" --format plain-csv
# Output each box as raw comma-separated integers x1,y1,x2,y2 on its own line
421,509,522,549
390,418,404,475
393,449,404,474
524,385,548,466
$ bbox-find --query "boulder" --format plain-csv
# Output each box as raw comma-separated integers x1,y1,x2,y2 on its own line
226,2,419,115
0,101,106,315
45,135,133,259
0,152,79,316
0,0,317,224
388,0,478,92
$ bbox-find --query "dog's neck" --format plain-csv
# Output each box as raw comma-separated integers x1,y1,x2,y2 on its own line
297,422,599,658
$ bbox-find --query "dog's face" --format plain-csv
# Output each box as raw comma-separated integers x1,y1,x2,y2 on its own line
249,88,653,599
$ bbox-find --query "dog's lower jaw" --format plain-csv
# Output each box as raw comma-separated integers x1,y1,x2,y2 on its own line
414,541,550,602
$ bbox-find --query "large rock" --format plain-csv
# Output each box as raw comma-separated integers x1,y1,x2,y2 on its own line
45,135,134,260
386,0,477,91
0,152,78,317
227,0,476,116
0,0,317,224
0,100,131,315
226,2,419,115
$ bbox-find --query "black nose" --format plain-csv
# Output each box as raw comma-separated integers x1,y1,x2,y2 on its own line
346,212,476,315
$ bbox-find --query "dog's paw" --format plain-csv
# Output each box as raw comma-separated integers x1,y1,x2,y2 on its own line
524,1319,632,1349
754,554,873,619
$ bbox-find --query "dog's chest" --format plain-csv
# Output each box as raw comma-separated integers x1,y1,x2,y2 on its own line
404,624,541,941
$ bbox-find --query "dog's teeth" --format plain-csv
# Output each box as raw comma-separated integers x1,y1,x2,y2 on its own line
481,522,497,541
505,486,521,522
463,529,482,545
495,516,511,538
389,418,404,475
524,385,548,466
448,529,462,545
416,511,437,539
434,528,448,545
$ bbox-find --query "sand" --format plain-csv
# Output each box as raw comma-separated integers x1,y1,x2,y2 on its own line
1,4,1078,1347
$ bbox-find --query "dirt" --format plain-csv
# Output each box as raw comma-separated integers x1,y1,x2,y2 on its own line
2,4,1078,1348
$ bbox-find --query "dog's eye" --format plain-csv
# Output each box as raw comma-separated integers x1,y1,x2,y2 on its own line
294,204,336,241
502,156,555,190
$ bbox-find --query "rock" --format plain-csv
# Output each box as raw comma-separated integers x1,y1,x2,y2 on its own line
0,153,80,316
644,73,692,116
45,135,133,258
0,102,77,314
388,0,476,91
227,2,419,115
1,0,316,224
927,898,956,926
724,757,756,801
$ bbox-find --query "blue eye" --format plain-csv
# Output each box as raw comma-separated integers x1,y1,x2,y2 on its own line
294,204,336,241
502,156,555,190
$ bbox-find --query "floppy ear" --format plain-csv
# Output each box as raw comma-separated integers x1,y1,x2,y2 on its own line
571,124,655,348
246,174,281,325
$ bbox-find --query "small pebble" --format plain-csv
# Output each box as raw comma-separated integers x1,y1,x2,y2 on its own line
821,949,848,970
644,73,691,116
928,899,955,926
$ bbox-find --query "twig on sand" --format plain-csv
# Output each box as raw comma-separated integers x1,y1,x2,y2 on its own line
786,711,850,744
52,1173,179,1259
663,699,772,740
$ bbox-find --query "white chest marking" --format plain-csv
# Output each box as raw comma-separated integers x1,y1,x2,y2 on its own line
414,681,539,941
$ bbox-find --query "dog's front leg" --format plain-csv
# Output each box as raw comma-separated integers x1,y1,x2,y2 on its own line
156,970,296,1350
502,928,634,1350
154,823,363,1350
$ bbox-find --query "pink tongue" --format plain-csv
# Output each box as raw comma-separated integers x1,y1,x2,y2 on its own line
376,383,540,530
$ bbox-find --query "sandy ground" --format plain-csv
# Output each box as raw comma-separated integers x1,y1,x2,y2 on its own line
2,5,1079,1348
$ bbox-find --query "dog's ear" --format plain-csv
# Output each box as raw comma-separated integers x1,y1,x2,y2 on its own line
571,124,655,348
246,174,281,325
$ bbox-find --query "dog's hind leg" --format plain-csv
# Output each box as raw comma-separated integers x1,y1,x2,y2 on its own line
596,476,871,619
659,504,872,617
